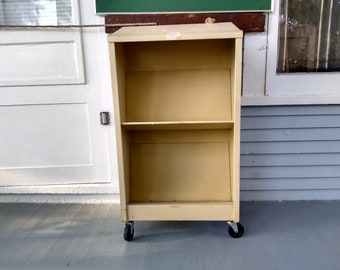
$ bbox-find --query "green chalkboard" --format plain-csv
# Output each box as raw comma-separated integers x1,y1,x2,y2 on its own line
96,0,272,14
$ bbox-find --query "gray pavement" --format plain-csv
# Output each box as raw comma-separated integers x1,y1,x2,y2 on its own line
0,201,339,270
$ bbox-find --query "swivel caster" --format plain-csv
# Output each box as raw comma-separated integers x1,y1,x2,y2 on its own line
227,222,244,238
123,222,134,241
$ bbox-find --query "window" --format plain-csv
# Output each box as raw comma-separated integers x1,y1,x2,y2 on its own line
0,0,72,26
278,0,340,73
263,0,340,104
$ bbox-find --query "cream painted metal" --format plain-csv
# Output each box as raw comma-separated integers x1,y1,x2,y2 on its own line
108,22,244,240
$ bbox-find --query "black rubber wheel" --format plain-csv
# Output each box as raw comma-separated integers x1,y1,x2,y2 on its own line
228,222,244,238
123,222,134,241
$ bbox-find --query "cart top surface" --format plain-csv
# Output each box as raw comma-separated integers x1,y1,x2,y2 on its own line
107,22,243,42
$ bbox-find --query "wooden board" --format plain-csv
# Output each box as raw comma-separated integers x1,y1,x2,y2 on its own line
105,13,266,34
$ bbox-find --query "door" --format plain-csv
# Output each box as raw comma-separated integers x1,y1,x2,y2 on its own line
0,0,113,188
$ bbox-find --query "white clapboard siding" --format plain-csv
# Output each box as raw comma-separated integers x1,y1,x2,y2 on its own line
241,105,340,201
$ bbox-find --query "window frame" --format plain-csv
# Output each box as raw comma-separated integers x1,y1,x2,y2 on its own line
242,0,340,106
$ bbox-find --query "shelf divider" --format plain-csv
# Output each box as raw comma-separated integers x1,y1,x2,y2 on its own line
121,121,234,130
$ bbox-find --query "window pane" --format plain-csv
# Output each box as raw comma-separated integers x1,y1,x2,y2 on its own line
277,0,340,73
1,0,72,26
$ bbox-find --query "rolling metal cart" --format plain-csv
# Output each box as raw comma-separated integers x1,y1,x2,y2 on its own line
108,22,244,241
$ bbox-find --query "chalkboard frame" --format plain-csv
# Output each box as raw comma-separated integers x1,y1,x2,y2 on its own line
96,0,273,14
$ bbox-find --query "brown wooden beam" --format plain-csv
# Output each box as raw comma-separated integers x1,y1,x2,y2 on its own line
105,13,266,33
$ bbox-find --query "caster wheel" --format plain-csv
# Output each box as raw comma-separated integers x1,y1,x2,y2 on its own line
124,222,134,241
228,222,244,238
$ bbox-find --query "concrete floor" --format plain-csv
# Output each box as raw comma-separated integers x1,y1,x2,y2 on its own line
0,201,339,270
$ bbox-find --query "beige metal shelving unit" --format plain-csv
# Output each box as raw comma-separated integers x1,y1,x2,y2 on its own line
108,22,244,241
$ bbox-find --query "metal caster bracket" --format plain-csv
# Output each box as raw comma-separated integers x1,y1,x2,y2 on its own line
227,222,245,238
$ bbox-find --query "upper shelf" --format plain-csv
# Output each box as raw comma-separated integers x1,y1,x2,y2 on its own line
108,22,243,42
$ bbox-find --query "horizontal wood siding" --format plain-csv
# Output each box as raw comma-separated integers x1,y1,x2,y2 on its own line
241,105,340,201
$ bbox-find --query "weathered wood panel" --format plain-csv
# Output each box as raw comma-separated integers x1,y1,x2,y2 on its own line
105,13,266,33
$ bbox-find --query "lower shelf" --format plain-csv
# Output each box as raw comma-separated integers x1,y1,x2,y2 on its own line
125,202,237,221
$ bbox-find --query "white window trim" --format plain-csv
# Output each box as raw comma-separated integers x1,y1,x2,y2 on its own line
242,0,340,106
